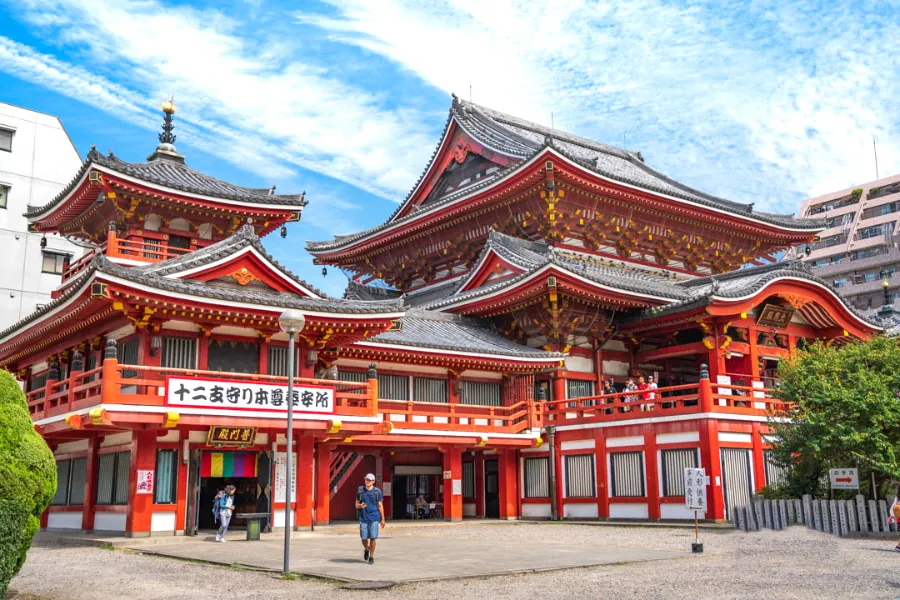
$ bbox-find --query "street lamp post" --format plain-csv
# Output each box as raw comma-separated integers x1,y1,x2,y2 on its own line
278,308,306,576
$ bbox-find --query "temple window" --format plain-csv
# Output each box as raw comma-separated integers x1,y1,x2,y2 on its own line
169,217,191,231
462,462,476,499
413,376,448,403
564,454,596,498
660,449,698,496
610,451,645,497
154,450,178,504
161,336,197,370
567,379,595,400
523,457,550,498
51,457,87,506
0,184,8,208
268,346,291,377
96,451,130,505
459,381,501,406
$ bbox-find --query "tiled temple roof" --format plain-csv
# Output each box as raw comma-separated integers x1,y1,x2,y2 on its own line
26,147,307,219
424,231,689,310
364,309,565,360
307,96,820,254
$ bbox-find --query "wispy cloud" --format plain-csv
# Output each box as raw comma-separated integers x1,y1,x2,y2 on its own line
303,0,900,210
1,0,438,200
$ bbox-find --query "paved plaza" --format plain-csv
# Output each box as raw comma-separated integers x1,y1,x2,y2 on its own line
12,522,900,599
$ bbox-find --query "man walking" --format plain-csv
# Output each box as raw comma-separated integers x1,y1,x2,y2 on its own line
355,473,385,564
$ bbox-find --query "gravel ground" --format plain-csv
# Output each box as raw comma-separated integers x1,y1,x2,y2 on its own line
9,523,900,600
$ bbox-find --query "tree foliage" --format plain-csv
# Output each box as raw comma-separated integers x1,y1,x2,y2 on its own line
0,370,56,598
769,336,900,499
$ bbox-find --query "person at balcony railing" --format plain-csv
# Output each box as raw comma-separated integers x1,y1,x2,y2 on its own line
602,379,616,415
645,376,657,411
622,378,637,412
637,376,650,412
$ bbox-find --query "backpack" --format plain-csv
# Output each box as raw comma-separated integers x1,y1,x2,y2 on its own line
212,492,224,520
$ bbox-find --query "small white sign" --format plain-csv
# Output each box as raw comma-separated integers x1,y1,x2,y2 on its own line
137,470,153,495
382,482,392,497
165,377,335,415
684,467,707,511
443,470,452,480
274,452,297,503
452,479,462,495
829,468,859,490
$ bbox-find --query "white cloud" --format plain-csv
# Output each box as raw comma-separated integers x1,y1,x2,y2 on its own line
2,0,439,200
305,0,900,210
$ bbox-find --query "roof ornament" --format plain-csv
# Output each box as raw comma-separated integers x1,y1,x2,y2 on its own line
148,97,186,163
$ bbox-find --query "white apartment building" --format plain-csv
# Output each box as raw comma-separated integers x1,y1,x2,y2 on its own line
0,103,84,330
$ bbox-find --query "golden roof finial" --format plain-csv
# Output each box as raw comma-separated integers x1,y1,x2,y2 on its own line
161,96,176,115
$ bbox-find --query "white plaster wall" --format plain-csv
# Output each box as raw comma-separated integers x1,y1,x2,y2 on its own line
157,430,180,443
0,103,83,330
565,355,595,373
601,340,627,352
101,432,133,447
561,439,595,451
209,325,258,338
460,370,502,380
188,430,207,443
47,512,82,530
463,503,476,517
522,503,552,518
151,511,177,533
94,512,126,532
601,360,630,377
563,504,599,519
718,432,753,444
609,503,649,519
56,439,89,454
607,436,644,448
162,321,199,332
660,504,707,520
656,432,699,444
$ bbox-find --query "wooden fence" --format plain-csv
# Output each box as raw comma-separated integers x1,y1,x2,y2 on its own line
733,494,893,536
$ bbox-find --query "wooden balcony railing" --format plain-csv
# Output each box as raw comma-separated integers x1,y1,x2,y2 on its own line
380,398,538,434
108,237,191,264
60,243,107,284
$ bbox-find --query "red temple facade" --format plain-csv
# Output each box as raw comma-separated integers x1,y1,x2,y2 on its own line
6,99,880,536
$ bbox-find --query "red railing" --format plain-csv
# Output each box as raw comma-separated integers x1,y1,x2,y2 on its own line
27,366,104,418
379,398,537,434
60,243,107,284
109,238,191,263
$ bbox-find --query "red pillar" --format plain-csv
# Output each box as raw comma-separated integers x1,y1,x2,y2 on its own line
258,338,269,375
474,453,485,518
497,449,518,520
294,436,314,530
698,419,725,521
552,433,563,520
594,431,609,519
81,434,100,531
751,422,766,492
643,430,660,520
197,332,210,371
315,442,331,525
553,373,566,405
442,446,463,521
126,430,157,537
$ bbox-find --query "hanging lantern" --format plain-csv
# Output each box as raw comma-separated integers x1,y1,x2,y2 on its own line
321,267,327,277
40,235,47,249
280,225,287,238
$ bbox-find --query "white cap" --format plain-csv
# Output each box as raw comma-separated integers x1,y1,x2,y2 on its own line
365,473,376,481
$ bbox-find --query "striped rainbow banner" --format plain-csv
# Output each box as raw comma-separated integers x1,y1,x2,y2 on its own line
201,452,258,478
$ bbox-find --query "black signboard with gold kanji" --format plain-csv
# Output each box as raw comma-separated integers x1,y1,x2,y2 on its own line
207,425,257,447
756,304,794,329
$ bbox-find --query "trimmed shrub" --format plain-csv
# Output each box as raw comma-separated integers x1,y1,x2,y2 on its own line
0,370,56,597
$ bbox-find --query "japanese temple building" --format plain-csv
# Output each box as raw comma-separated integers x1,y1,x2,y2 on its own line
5,98,881,537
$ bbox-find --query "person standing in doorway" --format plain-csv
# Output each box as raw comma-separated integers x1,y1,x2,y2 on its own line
215,485,236,543
356,473,385,564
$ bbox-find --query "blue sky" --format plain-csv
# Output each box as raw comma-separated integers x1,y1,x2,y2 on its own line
1,0,897,296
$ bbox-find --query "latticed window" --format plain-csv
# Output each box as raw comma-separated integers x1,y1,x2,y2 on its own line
378,373,409,400
51,457,87,506
567,380,595,399
660,448,698,497
338,369,366,382
764,450,791,488
162,336,197,369
565,454,595,498
413,377,447,403
524,456,550,498
154,450,178,504
96,451,130,505
610,451,644,497
117,337,140,378
462,461,476,499
267,345,290,377
460,381,502,406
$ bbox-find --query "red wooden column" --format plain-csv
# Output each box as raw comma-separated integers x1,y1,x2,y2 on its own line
698,367,725,521
174,431,189,534
593,430,609,519
751,422,767,492
643,430,660,520
315,442,331,525
81,434,100,531
497,448,518,520
126,430,157,537
442,446,463,521
258,336,270,375
294,436,315,530
552,432,564,520
552,373,567,405
749,326,760,379
197,330,210,371
474,453,486,518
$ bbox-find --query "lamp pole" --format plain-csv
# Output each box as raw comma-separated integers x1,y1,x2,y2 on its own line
279,309,305,576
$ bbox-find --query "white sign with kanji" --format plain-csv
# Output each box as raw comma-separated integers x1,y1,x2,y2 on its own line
274,452,297,503
137,470,153,495
684,467,707,511
165,377,334,415
829,468,859,490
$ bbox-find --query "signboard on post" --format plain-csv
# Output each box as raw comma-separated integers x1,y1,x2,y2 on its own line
829,468,859,490
684,467,707,511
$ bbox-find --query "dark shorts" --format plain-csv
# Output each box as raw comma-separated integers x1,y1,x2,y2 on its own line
359,520,379,539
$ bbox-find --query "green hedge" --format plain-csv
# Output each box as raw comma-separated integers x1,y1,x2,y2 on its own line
0,370,56,598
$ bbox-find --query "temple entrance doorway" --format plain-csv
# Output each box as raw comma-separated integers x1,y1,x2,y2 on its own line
195,450,270,532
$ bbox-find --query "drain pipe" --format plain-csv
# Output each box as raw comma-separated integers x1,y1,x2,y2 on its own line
546,425,558,521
